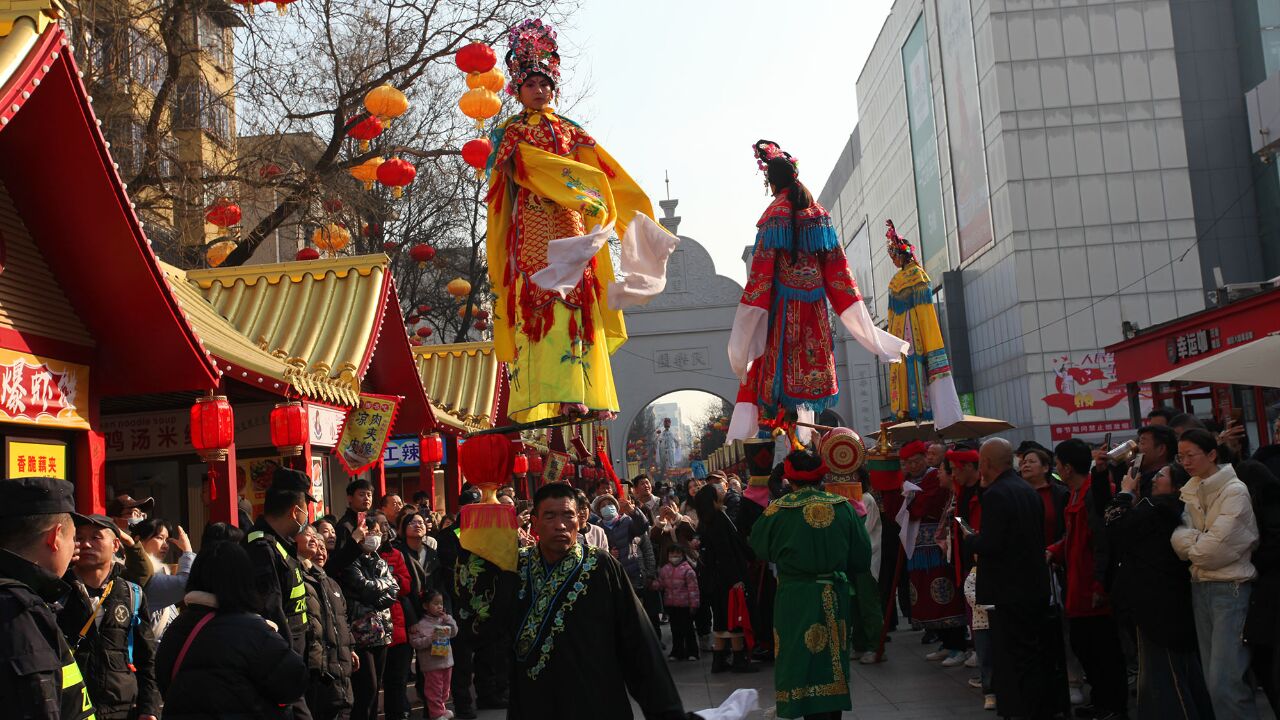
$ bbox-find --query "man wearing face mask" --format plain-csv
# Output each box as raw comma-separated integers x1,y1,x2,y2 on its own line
106,494,155,535
246,467,317,719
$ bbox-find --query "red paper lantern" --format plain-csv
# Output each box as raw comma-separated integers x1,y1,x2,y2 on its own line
407,314,420,324
269,401,307,456
190,395,234,462
418,304,431,314
416,326,432,338
259,163,283,179
296,247,320,261
461,138,492,170
512,454,529,476
383,242,398,253
346,114,384,151
529,454,544,475
473,319,488,331
421,433,445,465
455,42,497,74
474,309,490,320
204,198,241,228
322,198,343,214
377,158,416,198
409,244,436,265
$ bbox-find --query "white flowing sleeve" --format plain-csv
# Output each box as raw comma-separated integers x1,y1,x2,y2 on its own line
528,221,615,297
838,301,910,363
607,213,680,309
727,304,770,383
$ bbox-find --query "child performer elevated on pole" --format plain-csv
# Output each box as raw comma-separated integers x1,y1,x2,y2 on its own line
486,19,675,424
884,220,963,429
727,140,908,442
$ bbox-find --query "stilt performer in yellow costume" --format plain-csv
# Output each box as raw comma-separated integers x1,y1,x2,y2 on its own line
884,220,963,429
485,19,675,424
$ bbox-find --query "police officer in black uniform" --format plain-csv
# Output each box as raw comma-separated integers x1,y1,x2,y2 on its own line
0,477,96,719
246,467,316,719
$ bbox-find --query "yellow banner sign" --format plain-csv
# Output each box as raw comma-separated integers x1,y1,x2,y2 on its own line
335,393,401,475
0,348,90,429
8,440,67,479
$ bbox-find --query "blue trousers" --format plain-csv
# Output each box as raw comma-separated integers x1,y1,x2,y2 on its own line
1191,581,1257,719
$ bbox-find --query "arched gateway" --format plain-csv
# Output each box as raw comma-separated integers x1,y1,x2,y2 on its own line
608,200,743,468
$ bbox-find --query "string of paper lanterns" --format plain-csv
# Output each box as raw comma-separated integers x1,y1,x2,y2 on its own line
455,42,501,174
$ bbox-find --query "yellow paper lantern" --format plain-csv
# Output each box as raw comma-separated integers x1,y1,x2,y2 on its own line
206,240,237,268
349,156,384,191
466,67,506,94
447,277,472,298
364,83,409,125
458,88,501,130
311,223,351,254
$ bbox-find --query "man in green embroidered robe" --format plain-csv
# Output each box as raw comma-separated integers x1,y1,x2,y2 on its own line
508,482,693,720
750,451,873,719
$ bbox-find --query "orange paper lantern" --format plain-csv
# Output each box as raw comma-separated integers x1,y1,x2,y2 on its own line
311,223,351,254
364,83,408,125
349,156,384,190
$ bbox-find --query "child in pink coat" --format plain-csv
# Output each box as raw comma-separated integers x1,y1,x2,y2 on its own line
658,544,700,660
409,590,458,720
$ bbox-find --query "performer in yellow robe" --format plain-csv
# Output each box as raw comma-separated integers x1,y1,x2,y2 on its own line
884,220,963,429
486,19,670,423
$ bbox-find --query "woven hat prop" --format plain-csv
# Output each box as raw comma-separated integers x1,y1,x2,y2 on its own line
505,19,560,96
819,427,867,502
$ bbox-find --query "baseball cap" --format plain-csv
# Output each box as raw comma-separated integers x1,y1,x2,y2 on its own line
73,513,123,539
0,477,91,523
105,494,155,517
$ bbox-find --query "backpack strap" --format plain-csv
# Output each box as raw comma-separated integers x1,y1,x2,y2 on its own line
124,580,142,672
170,611,215,684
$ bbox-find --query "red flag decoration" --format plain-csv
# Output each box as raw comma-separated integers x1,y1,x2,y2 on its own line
596,446,624,498
334,393,401,475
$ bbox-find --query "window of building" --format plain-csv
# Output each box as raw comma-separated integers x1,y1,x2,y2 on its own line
195,14,229,69
173,80,231,142
127,28,166,96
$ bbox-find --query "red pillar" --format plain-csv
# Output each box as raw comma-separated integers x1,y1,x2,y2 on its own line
74,429,106,515
375,459,387,497
208,441,239,526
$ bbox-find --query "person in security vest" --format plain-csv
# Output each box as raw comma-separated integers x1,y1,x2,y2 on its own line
0,477,96,720
247,468,316,720
57,514,159,720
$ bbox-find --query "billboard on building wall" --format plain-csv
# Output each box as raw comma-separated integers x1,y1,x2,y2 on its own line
902,16,948,280
937,0,994,261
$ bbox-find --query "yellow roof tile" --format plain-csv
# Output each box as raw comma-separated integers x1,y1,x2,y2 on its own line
160,261,359,406
415,341,500,433
188,255,389,399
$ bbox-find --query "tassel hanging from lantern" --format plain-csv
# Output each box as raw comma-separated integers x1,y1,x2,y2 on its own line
457,434,517,571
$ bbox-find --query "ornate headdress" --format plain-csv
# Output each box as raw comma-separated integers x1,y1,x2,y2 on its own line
885,219,915,261
752,139,798,181
505,19,560,96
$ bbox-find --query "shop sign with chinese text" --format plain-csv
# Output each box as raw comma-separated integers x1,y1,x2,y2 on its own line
383,437,421,468
335,393,401,475
0,349,90,429
6,440,66,479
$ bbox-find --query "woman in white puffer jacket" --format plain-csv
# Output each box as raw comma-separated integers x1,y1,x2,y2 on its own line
1171,428,1260,719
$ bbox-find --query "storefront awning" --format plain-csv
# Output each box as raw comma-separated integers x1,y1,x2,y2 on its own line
187,255,435,433
1107,286,1280,386
1144,333,1280,388
0,20,220,396
415,342,503,434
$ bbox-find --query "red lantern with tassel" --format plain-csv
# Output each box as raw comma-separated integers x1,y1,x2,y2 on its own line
346,115,384,151
455,42,497,74
409,244,435,266
377,158,416,198
205,198,241,228
416,327,432,338
461,138,492,170
191,394,234,462
296,247,320,261
458,434,518,571
421,434,445,466
269,401,307,456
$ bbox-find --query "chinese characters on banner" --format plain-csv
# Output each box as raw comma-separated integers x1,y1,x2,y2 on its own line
0,349,90,429
542,450,570,484
335,393,401,475
1050,420,1133,442
7,440,67,479
653,347,710,374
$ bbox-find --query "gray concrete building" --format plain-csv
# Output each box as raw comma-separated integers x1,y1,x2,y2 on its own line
820,0,1279,445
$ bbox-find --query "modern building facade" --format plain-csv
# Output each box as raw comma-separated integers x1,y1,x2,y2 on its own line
820,0,1278,445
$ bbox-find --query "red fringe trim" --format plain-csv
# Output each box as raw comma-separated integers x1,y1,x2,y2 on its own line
514,149,529,181
597,156,616,178
460,503,518,531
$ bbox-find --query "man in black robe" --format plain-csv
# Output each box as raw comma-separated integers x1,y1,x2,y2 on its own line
509,482,698,720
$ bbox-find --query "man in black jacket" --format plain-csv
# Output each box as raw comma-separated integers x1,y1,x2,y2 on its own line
59,514,159,720
0,477,96,720
966,438,1060,719
246,468,315,720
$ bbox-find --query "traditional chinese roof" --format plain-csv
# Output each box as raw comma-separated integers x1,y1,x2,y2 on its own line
415,342,503,434
187,254,434,433
159,262,360,406
0,18,219,395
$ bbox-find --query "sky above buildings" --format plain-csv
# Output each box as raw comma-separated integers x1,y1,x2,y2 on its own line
560,0,895,283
